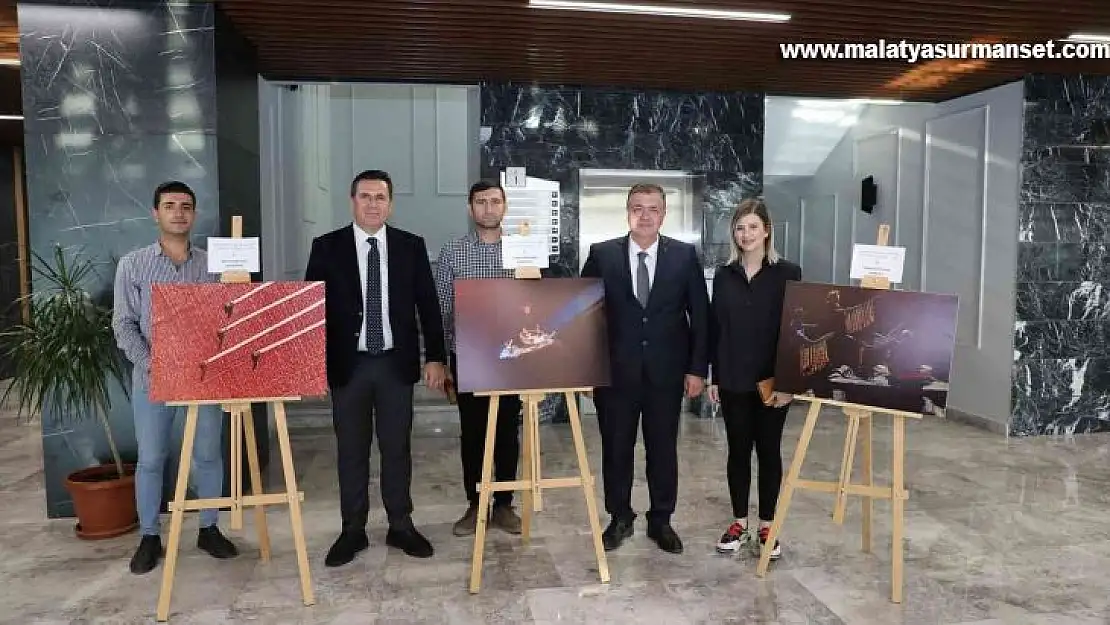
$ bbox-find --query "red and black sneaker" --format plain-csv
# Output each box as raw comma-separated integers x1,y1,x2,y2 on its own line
755,525,782,560
715,520,751,554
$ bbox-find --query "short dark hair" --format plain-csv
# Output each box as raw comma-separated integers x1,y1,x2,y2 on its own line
468,180,505,204
350,170,393,198
626,182,666,208
152,181,196,209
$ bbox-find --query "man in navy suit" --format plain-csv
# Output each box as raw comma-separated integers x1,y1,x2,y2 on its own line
305,170,448,566
581,183,710,554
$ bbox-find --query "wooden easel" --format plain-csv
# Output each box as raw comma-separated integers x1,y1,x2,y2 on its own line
467,221,610,594
155,216,315,621
756,224,919,604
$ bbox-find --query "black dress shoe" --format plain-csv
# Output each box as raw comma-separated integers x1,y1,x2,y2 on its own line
386,526,434,558
197,526,239,559
602,517,635,551
130,534,162,575
647,523,684,554
325,530,369,567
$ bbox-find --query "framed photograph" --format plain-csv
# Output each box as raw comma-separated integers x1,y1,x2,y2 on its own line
149,281,328,402
454,278,610,393
773,282,959,414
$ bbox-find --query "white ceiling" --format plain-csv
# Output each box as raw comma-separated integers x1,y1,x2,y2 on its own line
764,96,865,177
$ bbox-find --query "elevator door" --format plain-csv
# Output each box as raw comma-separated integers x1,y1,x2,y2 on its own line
577,168,702,273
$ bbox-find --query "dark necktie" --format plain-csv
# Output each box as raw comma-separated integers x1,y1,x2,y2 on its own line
636,251,650,308
365,237,384,352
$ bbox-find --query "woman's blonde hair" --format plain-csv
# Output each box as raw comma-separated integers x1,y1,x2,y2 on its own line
726,197,779,265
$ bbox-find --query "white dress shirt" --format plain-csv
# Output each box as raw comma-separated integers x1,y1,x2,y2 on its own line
353,222,394,351
629,236,659,302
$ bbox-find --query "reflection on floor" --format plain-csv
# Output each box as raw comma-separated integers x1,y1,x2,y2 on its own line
2,396,1110,624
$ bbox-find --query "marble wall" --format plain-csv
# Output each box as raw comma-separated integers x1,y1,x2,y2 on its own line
0,147,19,379
479,83,764,421
17,0,264,516
1012,74,1110,436
213,8,263,272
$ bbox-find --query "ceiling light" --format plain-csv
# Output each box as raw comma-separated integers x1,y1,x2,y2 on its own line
529,0,790,22
791,108,851,124
1066,32,1110,43
0,59,20,67
849,98,907,105
0,115,23,121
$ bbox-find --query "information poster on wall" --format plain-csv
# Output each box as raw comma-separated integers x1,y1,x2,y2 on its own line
499,170,561,256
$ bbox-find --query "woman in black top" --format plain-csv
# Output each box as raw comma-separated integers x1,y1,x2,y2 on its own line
707,197,801,561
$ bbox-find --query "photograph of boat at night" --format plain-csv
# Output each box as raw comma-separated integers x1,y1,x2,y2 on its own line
772,281,959,415
454,277,611,393
499,325,558,360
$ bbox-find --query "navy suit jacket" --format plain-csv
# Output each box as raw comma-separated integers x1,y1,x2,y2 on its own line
580,234,710,391
304,224,446,389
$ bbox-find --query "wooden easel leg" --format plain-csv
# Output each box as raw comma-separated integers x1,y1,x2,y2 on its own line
230,407,243,531
891,415,906,603
272,402,314,606
469,395,501,594
242,407,271,561
156,404,199,622
565,391,609,584
832,410,862,524
530,398,543,512
757,400,821,577
860,412,873,554
520,398,535,546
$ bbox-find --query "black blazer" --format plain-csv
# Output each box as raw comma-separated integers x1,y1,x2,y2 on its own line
709,257,802,393
304,224,446,389
581,234,710,390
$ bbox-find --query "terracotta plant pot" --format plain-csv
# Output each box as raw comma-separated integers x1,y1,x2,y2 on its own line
64,463,139,540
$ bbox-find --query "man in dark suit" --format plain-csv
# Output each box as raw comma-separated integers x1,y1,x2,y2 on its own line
305,169,448,566
580,182,710,554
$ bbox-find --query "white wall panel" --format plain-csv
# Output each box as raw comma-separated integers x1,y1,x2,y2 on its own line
434,86,470,196
853,129,901,247
802,193,837,282
923,105,988,348
349,84,415,195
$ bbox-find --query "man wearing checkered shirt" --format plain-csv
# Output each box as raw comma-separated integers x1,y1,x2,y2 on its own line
434,180,524,537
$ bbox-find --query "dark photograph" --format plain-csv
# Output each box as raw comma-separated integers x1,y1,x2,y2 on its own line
773,282,959,415
454,277,611,393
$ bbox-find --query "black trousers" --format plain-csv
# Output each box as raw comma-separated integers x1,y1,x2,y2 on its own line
331,351,415,532
450,352,521,507
595,379,684,527
719,389,789,522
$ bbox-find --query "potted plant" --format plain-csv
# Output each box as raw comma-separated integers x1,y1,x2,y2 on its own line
0,244,137,539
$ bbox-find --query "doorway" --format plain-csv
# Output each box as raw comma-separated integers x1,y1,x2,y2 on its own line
0,146,28,379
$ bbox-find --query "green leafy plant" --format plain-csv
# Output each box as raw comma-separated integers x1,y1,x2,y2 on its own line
0,245,129,478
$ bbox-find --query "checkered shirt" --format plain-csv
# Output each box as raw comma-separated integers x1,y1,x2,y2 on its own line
434,230,515,353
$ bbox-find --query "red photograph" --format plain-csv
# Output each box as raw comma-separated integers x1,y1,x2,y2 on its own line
149,281,328,403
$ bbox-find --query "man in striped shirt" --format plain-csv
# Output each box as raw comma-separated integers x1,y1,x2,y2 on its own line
112,181,239,575
434,180,523,537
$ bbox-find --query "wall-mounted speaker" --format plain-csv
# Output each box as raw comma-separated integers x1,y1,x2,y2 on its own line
861,175,877,214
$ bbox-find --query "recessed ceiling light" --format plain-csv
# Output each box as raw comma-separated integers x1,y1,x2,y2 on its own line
0,115,23,121
528,0,790,22
1066,32,1110,43
850,98,907,105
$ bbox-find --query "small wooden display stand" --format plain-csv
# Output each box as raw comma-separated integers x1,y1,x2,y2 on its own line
155,217,315,621
755,224,919,604
467,222,610,594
